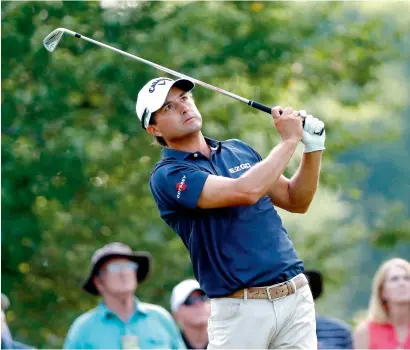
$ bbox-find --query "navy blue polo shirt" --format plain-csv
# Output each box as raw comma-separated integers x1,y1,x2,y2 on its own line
149,137,304,298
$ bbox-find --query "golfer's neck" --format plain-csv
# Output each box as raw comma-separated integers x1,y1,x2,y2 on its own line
168,132,210,158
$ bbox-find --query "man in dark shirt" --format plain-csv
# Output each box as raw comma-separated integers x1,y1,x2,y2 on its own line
305,270,353,349
171,279,209,349
137,77,326,348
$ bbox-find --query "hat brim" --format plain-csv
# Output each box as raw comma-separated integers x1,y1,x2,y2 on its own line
82,252,152,296
172,79,195,94
141,78,195,129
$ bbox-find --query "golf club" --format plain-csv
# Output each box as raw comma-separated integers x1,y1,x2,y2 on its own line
43,27,323,135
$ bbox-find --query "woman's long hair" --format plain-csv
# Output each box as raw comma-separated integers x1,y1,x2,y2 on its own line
368,258,410,323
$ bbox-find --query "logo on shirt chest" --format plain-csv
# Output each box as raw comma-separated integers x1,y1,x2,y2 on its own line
176,175,187,198
229,163,251,174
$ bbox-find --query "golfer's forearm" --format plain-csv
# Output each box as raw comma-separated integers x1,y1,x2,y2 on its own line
288,151,323,209
236,140,298,203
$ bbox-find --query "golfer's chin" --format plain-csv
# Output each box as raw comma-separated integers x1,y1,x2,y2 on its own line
167,121,203,142
182,118,202,131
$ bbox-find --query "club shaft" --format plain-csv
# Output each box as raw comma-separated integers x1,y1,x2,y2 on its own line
75,33,250,105
54,29,323,135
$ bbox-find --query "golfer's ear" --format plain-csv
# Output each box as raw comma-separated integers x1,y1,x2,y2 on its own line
146,125,162,137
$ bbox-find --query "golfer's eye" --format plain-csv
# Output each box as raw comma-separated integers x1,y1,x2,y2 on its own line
165,104,173,112
181,95,188,102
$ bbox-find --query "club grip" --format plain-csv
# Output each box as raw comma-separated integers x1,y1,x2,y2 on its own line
248,100,272,115
248,100,324,136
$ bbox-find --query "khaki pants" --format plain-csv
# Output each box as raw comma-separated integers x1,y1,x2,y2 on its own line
207,283,317,349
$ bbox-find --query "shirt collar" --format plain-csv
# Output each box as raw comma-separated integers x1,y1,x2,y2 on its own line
161,137,221,160
99,297,148,319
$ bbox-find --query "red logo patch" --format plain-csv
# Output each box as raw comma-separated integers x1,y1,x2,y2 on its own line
176,175,187,199
176,182,187,191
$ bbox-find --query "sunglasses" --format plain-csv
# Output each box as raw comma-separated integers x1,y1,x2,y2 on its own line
183,294,209,306
105,261,139,273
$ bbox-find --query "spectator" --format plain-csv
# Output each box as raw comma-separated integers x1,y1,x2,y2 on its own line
305,271,353,349
171,279,210,349
353,257,410,349
64,242,186,349
1,293,33,349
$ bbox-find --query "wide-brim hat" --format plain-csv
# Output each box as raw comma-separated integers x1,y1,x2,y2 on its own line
82,242,152,295
305,270,323,300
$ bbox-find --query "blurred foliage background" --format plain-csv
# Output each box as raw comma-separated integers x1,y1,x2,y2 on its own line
1,1,409,347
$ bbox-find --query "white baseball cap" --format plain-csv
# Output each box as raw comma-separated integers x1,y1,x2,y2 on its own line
170,279,203,312
136,77,195,129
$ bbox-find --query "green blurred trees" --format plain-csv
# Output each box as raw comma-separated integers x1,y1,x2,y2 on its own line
1,1,409,347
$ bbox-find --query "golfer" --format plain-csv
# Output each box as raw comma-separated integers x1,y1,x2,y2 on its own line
136,77,325,349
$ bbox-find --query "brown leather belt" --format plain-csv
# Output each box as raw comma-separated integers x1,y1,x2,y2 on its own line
227,274,308,301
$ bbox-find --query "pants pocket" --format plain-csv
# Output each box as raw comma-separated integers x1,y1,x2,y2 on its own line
298,285,315,305
210,298,243,322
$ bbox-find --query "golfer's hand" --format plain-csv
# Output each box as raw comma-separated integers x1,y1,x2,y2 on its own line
299,111,326,153
272,106,303,144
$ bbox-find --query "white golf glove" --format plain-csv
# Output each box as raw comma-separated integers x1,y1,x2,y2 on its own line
299,110,326,153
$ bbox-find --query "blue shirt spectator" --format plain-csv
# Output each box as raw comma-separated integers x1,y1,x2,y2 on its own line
64,299,185,349
64,242,185,349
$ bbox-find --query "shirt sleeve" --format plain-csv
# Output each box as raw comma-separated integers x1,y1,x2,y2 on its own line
169,323,187,350
63,321,85,349
153,306,187,350
150,162,209,210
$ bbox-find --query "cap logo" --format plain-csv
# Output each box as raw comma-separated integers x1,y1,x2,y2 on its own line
149,78,173,93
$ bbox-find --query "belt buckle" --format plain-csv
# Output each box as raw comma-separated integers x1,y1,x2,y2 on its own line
266,282,286,301
266,285,275,301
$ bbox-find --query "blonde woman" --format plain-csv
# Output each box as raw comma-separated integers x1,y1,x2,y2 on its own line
353,258,410,349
